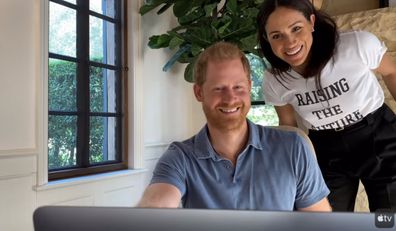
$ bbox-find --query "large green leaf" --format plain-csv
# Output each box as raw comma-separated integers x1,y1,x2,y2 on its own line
239,33,259,53
139,0,170,15
191,44,203,56
204,3,217,17
212,16,232,35
242,7,260,18
169,36,185,50
173,1,191,17
220,17,256,39
226,0,238,14
184,62,195,83
177,52,196,64
148,34,172,49
184,26,216,47
178,8,205,25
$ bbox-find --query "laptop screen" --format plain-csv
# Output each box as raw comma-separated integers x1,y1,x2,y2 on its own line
33,206,394,231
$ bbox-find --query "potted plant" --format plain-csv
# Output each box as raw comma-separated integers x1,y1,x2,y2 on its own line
139,0,266,82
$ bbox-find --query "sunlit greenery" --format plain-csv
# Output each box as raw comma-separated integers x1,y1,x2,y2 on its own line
248,105,279,126
48,59,106,169
48,1,109,170
246,53,279,126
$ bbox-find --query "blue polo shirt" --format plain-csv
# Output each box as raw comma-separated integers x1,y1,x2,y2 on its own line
150,120,329,210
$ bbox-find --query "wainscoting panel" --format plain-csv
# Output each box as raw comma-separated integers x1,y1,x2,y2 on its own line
0,174,36,231
0,150,36,178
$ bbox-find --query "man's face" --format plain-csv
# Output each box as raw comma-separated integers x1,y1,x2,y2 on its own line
194,58,251,131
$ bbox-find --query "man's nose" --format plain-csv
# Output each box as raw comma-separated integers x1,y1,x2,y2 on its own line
222,88,236,102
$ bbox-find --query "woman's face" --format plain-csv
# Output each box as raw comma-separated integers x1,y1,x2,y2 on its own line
265,7,315,74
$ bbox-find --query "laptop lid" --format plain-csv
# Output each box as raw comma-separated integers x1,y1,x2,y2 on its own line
33,206,395,231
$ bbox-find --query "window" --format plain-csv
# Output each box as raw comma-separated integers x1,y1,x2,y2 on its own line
48,0,127,180
246,54,279,126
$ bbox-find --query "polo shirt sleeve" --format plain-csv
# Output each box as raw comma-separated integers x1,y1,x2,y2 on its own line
150,143,187,195
293,134,330,209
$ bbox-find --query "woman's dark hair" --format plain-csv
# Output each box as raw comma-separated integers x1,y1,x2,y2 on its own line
257,0,339,90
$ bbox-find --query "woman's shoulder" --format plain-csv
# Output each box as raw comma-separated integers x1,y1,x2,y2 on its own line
339,30,379,44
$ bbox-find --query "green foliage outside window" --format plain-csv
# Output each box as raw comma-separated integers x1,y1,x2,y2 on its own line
48,59,106,169
246,53,279,126
246,53,265,102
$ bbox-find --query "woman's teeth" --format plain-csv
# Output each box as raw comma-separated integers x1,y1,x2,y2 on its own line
286,45,302,55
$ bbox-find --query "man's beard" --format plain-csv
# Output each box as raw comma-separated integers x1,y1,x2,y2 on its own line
202,103,250,132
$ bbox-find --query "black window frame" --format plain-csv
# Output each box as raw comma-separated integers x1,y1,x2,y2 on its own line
48,0,128,180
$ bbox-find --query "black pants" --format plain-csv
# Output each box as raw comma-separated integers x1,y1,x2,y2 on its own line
308,104,396,212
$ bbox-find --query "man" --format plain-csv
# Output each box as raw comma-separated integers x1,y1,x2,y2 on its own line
138,42,331,211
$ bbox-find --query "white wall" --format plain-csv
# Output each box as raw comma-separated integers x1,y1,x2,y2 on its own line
0,0,204,231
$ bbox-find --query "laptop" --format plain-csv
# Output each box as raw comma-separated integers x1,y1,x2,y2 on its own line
33,205,395,231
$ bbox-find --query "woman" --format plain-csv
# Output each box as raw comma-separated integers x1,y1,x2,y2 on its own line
257,0,396,212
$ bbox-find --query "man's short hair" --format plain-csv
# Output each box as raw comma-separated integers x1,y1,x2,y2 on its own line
193,42,251,86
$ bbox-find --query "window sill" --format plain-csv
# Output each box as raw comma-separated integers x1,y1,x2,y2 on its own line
34,168,147,191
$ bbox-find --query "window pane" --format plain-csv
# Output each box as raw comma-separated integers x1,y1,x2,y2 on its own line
90,0,115,18
49,2,76,57
90,16,116,65
247,105,279,126
48,115,78,170
90,116,118,164
90,67,117,113
48,59,77,111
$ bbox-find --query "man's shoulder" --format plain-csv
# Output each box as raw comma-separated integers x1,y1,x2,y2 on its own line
254,124,304,139
167,136,195,153
253,124,312,150
164,130,208,158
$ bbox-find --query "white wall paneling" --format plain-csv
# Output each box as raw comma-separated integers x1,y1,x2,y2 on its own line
0,0,38,150
0,0,201,230
0,152,37,178
0,174,36,231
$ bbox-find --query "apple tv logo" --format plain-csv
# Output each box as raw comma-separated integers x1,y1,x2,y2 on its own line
375,212,394,228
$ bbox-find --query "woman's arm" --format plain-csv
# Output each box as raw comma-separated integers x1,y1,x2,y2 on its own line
375,53,396,100
275,104,298,127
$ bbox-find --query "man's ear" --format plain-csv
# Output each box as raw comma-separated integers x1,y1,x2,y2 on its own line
193,84,203,102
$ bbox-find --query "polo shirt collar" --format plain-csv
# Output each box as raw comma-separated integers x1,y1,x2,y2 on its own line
193,119,263,160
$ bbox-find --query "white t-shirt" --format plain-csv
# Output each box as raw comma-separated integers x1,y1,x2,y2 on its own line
263,30,387,130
